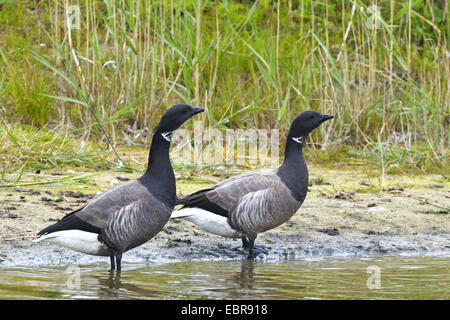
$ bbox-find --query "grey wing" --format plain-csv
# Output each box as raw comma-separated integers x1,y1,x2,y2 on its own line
229,185,301,237
103,194,171,252
177,169,285,220
74,180,148,230
205,169,281,213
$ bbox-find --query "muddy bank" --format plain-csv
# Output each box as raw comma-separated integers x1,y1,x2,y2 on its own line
0,166,448,268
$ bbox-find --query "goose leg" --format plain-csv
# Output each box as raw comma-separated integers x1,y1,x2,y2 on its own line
109,255,116,271
242,237,250,248
115,253,122,272
246,237,268,259
247,238,256,259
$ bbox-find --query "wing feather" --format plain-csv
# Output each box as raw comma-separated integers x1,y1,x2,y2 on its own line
38,180,153,238
177,168,302,237
178,169,279,217
229,186,300,237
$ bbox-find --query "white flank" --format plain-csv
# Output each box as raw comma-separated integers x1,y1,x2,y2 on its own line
34,230,104,255
171,207,242,238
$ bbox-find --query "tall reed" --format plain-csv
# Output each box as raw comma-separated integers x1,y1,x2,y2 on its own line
0,0,448,173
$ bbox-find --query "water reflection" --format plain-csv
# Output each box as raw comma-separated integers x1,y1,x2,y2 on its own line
87,270,164,299
0,256,448,299
198,260,258,299
81,260,307,299
235,260,255,289
95,271,123,298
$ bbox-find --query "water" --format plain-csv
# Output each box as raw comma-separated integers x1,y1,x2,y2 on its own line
0,256,448,299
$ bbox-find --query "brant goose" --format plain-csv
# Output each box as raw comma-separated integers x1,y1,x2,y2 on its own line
35,104,204,270
171,110,333,258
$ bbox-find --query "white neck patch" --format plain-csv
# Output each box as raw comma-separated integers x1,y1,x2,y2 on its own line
161,131,174,142
292,136,305,144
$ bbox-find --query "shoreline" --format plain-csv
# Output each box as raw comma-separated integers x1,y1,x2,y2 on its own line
0,166,448,268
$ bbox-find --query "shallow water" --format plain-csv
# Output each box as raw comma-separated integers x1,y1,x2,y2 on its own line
0,256,448,299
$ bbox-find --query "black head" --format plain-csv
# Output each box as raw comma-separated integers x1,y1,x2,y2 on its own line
287,110,333,142
156,104,204,134
278,110,334,198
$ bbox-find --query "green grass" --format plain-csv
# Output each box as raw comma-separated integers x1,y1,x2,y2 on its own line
0,0,448,180
0,124,116,177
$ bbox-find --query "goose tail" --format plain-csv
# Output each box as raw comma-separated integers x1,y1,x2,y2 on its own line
170,209,194,219
33,233,50,243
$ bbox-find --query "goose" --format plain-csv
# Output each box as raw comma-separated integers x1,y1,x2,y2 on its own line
35,104,204,270
171,110,333,259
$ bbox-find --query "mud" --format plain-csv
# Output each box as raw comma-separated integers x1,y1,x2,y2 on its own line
0,165,448,268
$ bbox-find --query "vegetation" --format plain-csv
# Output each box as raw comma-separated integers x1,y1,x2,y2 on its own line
0,0,448,182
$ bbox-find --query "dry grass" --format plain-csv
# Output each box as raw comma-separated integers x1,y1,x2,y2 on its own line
0,0,448,178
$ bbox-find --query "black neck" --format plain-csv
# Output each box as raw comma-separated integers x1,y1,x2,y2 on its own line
277,135,309,202
140,129,176,206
